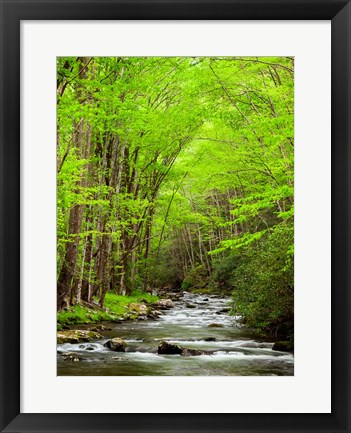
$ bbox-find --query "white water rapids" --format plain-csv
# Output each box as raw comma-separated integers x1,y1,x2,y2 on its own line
57,293,294,376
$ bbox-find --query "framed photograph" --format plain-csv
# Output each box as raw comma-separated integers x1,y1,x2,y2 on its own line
0,0,350,432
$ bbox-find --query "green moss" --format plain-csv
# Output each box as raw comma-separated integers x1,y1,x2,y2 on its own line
57,291,159,326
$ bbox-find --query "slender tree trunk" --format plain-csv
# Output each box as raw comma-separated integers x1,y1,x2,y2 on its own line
57,120,90,310
81,230,93,302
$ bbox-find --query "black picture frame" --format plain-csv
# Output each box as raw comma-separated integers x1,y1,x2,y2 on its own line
0,0,350,432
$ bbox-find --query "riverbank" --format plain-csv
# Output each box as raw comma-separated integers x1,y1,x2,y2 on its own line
57,290,293,352
57,291,159,330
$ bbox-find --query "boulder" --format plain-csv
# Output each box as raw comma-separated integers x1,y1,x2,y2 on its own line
272,341,294,352
128,302,149,315
208,323,224,328
158,341,182,355
154,299,174,310
203,298,209,301
147,310,162,320
104,337,127,352
204,337,216,342
180,348,204,357
57,330,103,344
158,341,204,356
186,303,196,309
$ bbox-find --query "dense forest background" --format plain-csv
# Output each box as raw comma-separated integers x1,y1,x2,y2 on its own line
57,56,294,338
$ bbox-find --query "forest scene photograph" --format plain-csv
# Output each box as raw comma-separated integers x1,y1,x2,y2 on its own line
56,56,294,376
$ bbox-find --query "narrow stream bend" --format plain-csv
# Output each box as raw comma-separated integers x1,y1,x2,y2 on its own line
57,293,294,376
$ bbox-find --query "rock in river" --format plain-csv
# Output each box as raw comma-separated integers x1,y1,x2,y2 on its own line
208,323,224,328
158,341,204,356
57,330,103,344
147,309,163,320
154,299,174,310
180,348,203,357
104,337,127,352
158,341,183,354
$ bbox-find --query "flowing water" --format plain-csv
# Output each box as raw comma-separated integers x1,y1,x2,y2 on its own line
57,293,294,376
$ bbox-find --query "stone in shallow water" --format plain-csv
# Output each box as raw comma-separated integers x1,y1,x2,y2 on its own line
158,341,204,356
208,323,224,328
104,337,127,352
158,341,182,355
180,348,203,357
147,309,163,320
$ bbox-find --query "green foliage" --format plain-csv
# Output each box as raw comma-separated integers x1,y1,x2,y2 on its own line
57,304,113,326
102,291,158,314
57,291,159,326
230,224,294,337
209,256,238,293
181,265,211,291
57,56,294,341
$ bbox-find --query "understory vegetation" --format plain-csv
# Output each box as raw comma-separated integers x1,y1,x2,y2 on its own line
57,56,294,340
57,291,159,329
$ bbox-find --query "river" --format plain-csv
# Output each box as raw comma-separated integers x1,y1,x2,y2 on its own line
57,293,294,376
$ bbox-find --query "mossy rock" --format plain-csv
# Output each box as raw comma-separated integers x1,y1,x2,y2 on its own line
154,299,173,309
128,302,149,315
57,330,103,344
